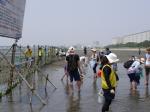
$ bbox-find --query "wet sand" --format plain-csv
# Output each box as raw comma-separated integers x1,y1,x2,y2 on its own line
0,50,150,112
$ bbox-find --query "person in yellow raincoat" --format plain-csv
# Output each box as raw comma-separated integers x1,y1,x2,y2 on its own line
100,53,119,112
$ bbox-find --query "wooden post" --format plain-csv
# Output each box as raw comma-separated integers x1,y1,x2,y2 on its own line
9,41,17,87
44,46,46,64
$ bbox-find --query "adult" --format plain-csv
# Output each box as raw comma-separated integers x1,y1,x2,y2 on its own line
144,47,150,86
127,57,142,90
138,48,141,56
90,48,99,80
105,47,111,55
107,53,119,82
37,47,44,66
24,45,32,61
83,46,87,56
101,55,117,112
105,48,118,80
66,46,83,91
24,45,32,67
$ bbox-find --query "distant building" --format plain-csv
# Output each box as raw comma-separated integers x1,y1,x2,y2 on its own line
112,30,150,44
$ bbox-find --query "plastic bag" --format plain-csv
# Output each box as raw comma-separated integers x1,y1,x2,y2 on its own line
98,89,104,104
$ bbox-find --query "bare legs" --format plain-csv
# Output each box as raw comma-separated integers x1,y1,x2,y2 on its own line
145,74,149,86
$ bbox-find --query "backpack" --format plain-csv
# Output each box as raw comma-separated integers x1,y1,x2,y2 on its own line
123,60,134,69
67,55,78,72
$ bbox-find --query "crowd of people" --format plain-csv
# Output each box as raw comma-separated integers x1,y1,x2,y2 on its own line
60,46,150,112
24,45,150,112
24,45,45,67
24,46,66,67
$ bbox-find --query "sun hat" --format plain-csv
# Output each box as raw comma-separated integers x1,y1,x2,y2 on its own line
105,53,119,63
68,46,75,54
146,47,150,52
91,48,96,52
68,46,75,51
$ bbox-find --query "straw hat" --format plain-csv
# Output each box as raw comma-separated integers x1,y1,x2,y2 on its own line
105,53,119,63
91,48,96,52
140,58,145,64
146,47,150,52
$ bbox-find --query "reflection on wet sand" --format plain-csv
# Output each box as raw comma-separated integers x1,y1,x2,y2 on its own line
1,49,150,112
61,79,82,112
61,80,70,95
66,91,81,112
145,86,149,98
129,89,140,99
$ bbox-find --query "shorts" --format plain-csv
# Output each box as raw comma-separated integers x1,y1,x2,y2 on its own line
128,73,140,83
69,70,81,82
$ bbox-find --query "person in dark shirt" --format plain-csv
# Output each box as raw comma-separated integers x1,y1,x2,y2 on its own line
105,47,111,55
101,54,118,112
66,47,83,91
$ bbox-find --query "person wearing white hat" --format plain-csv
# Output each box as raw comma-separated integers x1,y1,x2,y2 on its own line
66,46,83,91
68,46,75,54
106,53,119,81
105,53,119,64
100,55,117,112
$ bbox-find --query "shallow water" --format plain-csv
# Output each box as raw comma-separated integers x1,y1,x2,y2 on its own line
0,50,150,112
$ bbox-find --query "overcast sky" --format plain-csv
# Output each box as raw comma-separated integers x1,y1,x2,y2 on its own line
1,0,150,46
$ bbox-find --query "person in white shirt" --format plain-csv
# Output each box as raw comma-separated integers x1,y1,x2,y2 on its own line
90,48,99,81
144,47,150,86
127,57,141,90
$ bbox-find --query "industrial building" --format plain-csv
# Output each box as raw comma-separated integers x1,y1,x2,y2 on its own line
112,30,150,45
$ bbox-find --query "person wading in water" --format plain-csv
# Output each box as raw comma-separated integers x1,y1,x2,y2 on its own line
66,46,83,92
100,54,118,112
